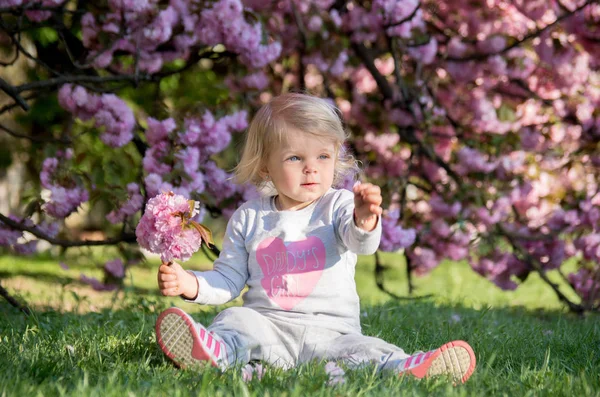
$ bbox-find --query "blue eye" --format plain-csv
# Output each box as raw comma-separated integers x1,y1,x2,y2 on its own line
287,156,300,162
319,154,330,160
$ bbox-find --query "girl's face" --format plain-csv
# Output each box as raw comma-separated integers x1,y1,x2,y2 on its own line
264,128,336,211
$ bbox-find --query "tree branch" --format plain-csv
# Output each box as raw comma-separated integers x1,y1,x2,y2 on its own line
0,213,137,247
353,37,461,183
447,0,597,62
14,74,154,93
350,42,395,100
11,49,232,95
499,224,584,314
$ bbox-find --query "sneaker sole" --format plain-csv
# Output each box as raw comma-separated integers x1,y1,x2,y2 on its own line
155,307,218,369
408,340,476,384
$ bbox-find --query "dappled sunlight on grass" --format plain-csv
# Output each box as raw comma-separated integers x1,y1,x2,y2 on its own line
356,251,580,312
0,250,582,314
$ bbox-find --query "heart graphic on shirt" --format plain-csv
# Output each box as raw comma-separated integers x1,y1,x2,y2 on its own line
256,236,326,311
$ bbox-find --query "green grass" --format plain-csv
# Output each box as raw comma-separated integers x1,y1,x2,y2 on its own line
1,251,599,396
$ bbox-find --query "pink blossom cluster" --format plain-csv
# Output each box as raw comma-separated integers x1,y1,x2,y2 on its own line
69,258,126,291
379,209,417,252
407,246,439,276
106,183,144,224
58,85,135,148
80,0,281,73
40,153,89,219
12,241,38,255
521,238,566,270
429,195,461,218
418,159,446,184
1,0,66,22
420,219,470,262
80,274,119,292
472,197,512,230
135,192,203,262
241,363,266,382
0,216,59,255
574,234,600,263
198,0,282,69
203,161,238,204
470,251,529,290
374,0,424,37
455,147,497,175
225,71,270,91
568,268,600,307
0,215,24,247
104,258,126,279
578,198,600,229
342,4,384,43
81,2,180,72
142,111,249,206
324,361,346,386
340,1,436,63
355,132,409,178
304,51,349,78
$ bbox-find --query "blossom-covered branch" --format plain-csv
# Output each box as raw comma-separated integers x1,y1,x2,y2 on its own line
0,213,136,247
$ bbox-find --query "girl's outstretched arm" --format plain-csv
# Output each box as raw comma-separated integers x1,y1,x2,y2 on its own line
352,182,383,232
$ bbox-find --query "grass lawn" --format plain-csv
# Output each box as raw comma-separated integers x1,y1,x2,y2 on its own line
0,250,598,396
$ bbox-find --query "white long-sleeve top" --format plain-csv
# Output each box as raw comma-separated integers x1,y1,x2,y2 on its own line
187,188,382,334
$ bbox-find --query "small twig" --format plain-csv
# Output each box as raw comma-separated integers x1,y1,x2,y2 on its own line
200,242,221,261
383,3,421,29
0,33,19,66
405,249,414,295
0,122,72,144
388,36,409,104
0,76,29,111
0,92,38,116
291,2,307,92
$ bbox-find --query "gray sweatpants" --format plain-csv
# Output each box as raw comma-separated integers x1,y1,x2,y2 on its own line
207,307,410,370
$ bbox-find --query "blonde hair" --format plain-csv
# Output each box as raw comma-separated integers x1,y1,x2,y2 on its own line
234,93,358,188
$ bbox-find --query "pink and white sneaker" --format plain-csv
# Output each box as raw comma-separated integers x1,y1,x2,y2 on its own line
398,340,476,384
156,307,228,370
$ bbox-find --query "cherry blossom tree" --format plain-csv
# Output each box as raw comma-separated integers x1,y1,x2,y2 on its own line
1,0,599,314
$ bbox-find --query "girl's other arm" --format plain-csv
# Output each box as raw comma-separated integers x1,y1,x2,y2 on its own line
184,206,250,305
157,261,199,300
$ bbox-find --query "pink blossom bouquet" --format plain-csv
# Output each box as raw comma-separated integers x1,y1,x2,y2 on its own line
135,192,213,263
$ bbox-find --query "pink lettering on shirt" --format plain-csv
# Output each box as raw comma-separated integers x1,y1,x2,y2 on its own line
256,236,326,310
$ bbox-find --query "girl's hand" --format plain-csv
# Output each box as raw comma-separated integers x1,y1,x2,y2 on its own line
353,182,383,231
157,261,199,300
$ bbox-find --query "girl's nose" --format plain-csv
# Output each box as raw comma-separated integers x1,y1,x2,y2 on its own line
303,162,317,174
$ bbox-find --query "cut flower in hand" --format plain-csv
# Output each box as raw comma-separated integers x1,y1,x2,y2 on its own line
135,191,214,263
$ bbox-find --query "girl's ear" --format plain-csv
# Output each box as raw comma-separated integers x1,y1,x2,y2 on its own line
258,167,269,181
